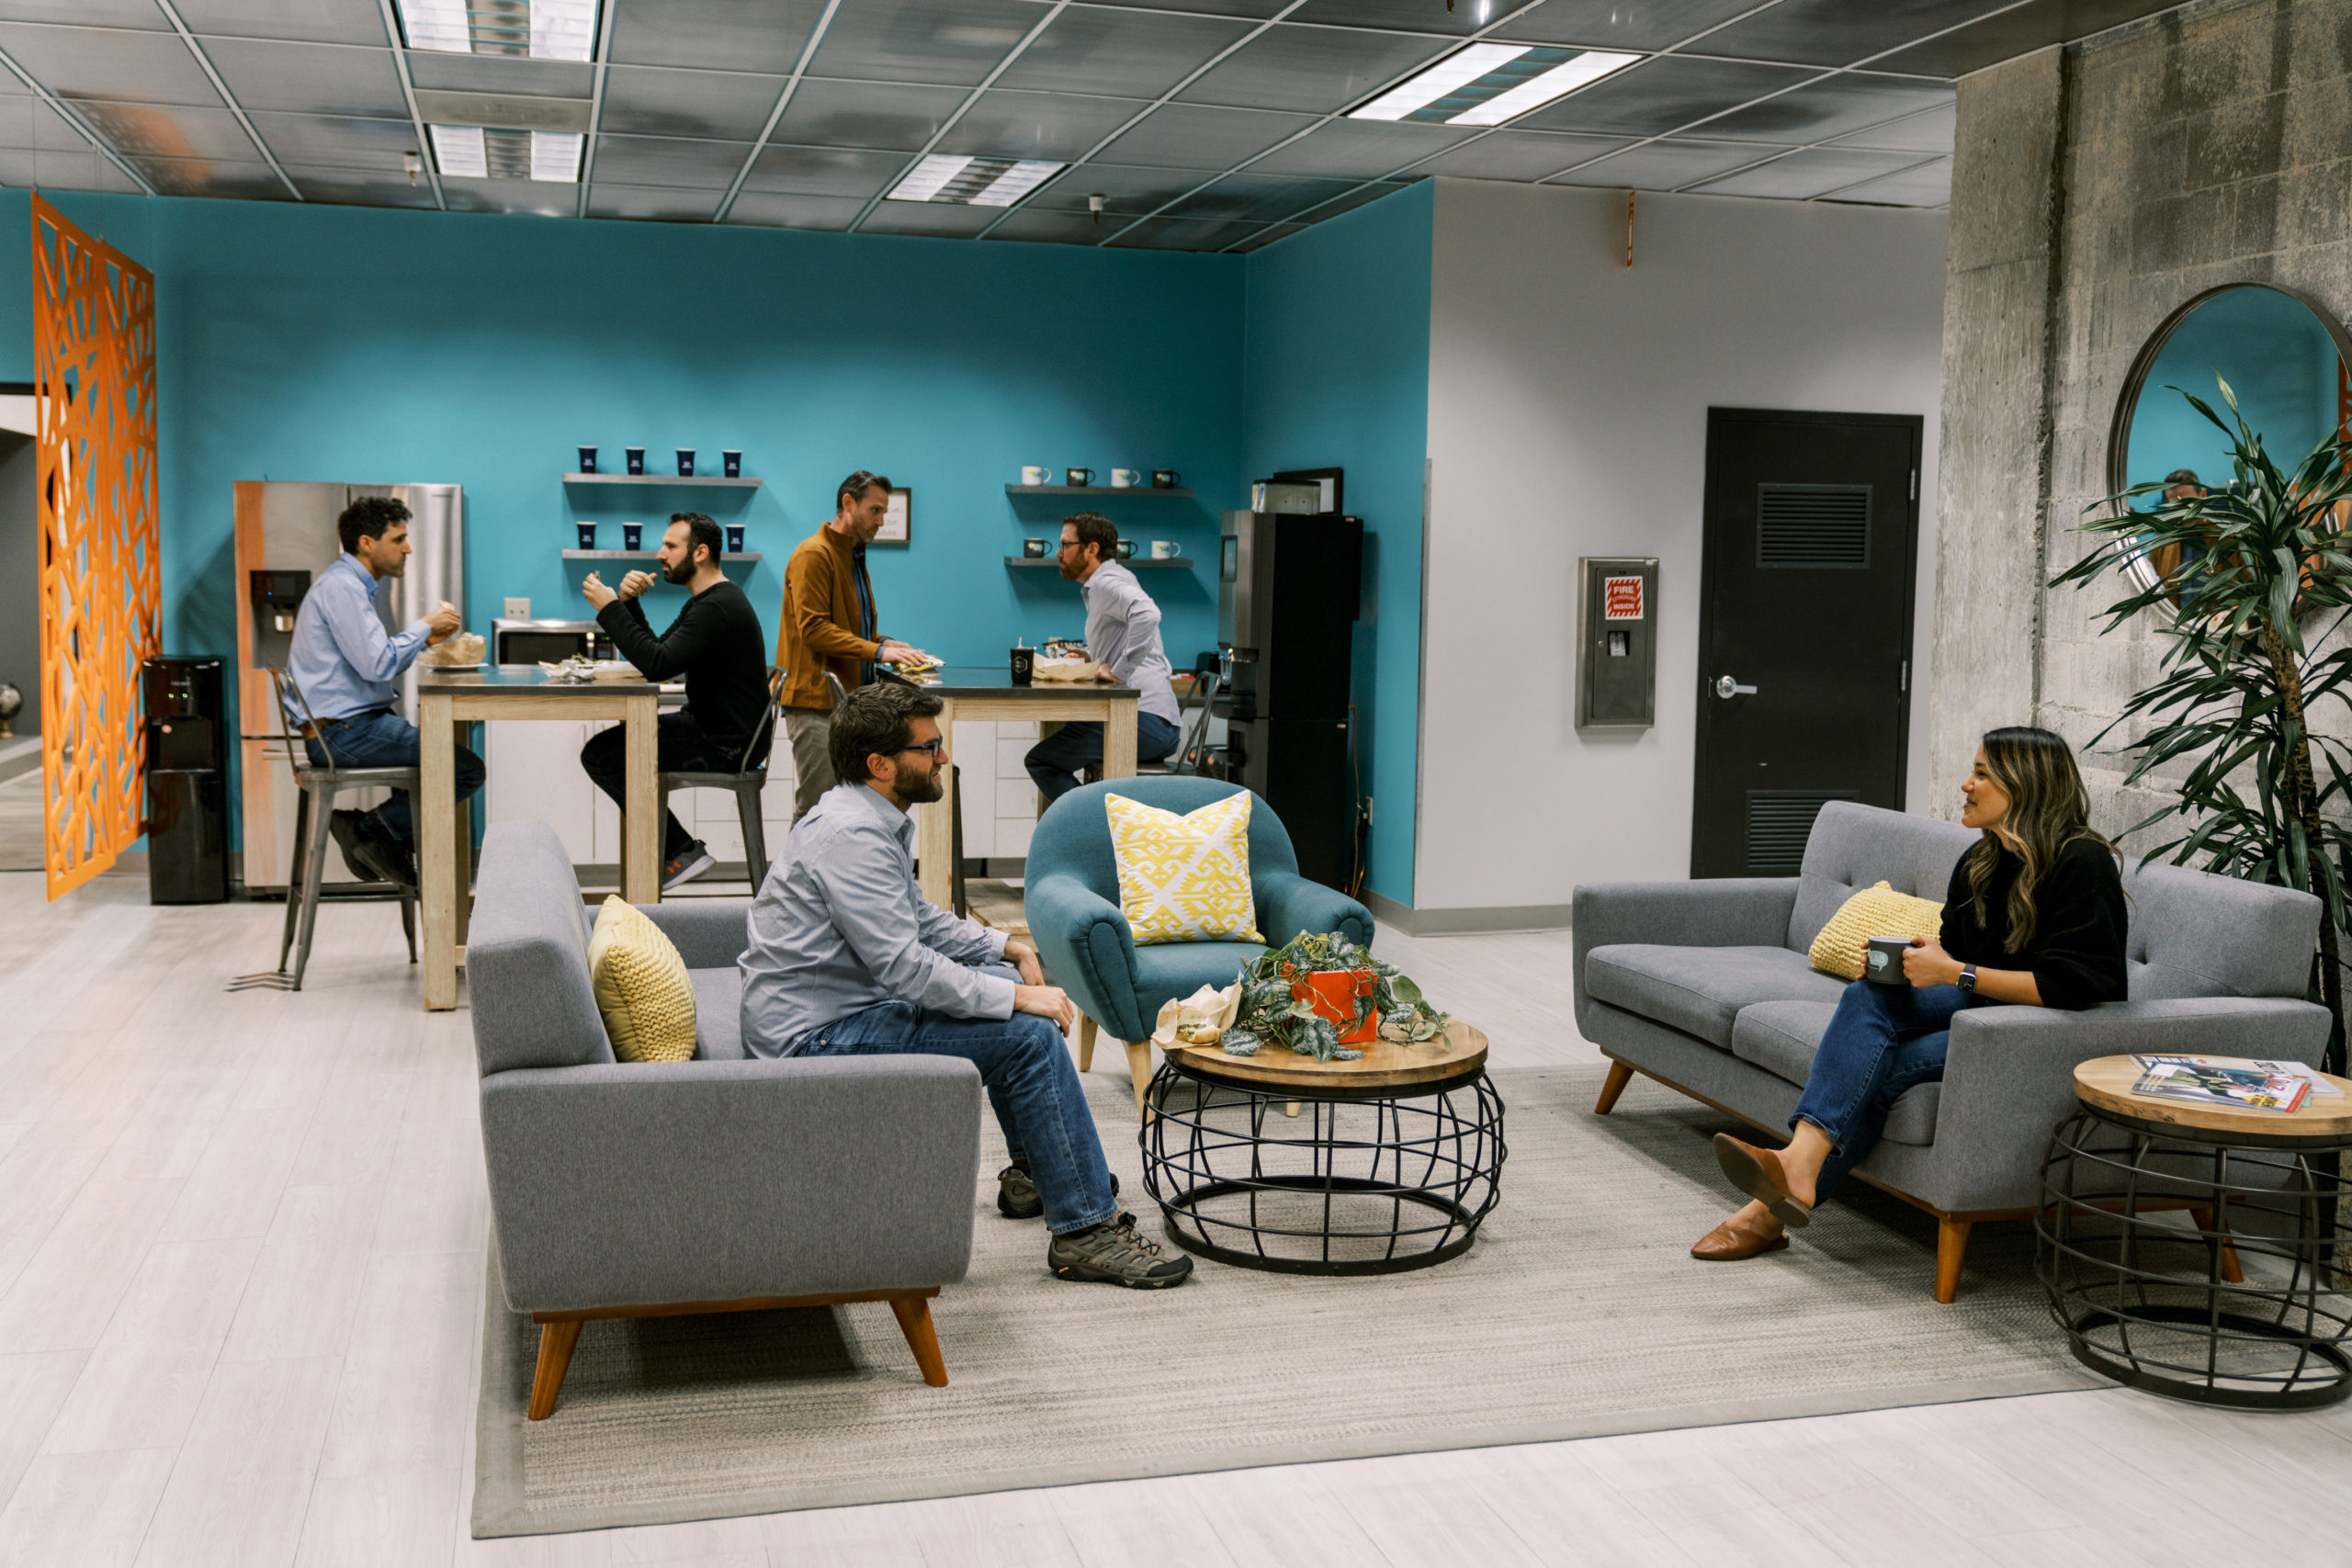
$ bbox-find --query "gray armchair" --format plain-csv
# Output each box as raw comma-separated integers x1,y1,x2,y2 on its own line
467,819,982,1418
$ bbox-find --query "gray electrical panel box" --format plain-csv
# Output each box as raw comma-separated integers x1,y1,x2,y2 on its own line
1577,556,1658,731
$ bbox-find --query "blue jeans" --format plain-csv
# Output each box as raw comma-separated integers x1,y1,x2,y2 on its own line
1792,979,1984,1198
798,965,1116,1235
305,708,484,843
1025,713,1182,803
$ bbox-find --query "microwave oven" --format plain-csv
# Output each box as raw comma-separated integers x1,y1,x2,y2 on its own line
492,618,613,666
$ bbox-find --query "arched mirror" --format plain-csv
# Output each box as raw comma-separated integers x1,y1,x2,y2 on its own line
2108,283,2352,600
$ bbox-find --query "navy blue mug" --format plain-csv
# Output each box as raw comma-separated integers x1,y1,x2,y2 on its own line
575,522,595,549
578,446,597,474
623,522,642,551
676,448,695,477
625,446,645,476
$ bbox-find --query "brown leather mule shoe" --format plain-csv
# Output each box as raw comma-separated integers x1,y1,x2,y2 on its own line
1713,1134,1815,1229
1690,1219,1789,1260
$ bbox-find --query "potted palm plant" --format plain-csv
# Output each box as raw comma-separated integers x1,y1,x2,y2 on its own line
2052,378,2351,1077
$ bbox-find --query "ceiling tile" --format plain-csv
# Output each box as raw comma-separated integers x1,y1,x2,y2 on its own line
1169,171,1363,223
1073,0,1290,16
1544,136,1781,188
769,79,970,152
934,90,1143,163
598,65,786,141
0,25,224,108
741,143,907,198
994,7,1256,99
1697,0,2018,70
1313,177,1414,218
1284,0,1557,39
0,0,171,28
808,0,1044,88
79,101,256,162
1870,0,2178,78
131,155,288,198
279,164,441,207
178,0,389,47
0,98,88,151
726,190,867,229
1830,99,1953,152
983,206,1112,245
859,199,1002,238
443,175,575,215
0,144,128,194
1825,155,1950,207
1416,129,1629,180
201,38,412,118
405,51,592,97
1095,103,1317,169
1231,221,1305,252
1489,0,1770,51
589,133,752,190
1248,117,1478,178
1512,55,1816,137
1690,145,1936,198
244,111,417,171
1027,162,1225,214
1176,23,1453,114
609,0,825,73
587,182,722,220
1102,214,1262,250
1704,76,1953,145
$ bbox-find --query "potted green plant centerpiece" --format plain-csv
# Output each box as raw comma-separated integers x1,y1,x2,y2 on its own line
1218,931,1450,1062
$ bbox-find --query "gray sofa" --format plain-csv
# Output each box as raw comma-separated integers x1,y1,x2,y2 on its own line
1572,801,2330,1301
466,819,983,1418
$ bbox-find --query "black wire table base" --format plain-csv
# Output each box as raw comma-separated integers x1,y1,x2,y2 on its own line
2038,1106,2352,1410
1138,1055,1506,1275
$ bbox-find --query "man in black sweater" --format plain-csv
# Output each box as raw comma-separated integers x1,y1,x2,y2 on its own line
579,512,772,891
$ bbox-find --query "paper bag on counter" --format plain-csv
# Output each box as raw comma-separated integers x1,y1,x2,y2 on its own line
1150,981,1241,1050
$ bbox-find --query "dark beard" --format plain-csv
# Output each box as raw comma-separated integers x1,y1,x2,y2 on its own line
662,556,696,586
893,763,944,807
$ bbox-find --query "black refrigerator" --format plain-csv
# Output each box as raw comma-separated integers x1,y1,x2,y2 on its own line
1216,510,1363,889
143,656,228,904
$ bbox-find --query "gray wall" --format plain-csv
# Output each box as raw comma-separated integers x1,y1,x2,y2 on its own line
1934,0,2352,837
0,431,33,735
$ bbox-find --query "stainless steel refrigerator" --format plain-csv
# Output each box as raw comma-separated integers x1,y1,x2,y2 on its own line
232,480,463,889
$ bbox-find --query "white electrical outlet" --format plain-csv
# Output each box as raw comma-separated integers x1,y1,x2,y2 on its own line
503,598,531,619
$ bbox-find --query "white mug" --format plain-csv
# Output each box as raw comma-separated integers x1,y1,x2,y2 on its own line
1021,465,1050,487
1150,539,1178,558
1111,468,1141,488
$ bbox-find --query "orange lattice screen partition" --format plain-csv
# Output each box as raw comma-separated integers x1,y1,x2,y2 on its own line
33,194,160,899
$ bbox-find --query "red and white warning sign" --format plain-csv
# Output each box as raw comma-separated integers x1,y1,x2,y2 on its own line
1602,575,1645,622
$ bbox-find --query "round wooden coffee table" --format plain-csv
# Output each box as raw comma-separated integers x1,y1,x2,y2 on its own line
2038,1055,2352,1409
1138,1021,1504,1275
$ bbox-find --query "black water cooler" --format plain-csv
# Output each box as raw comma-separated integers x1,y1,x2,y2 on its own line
143,656,228,904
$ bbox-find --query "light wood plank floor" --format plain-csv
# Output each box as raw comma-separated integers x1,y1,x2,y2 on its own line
0,871,2345,1567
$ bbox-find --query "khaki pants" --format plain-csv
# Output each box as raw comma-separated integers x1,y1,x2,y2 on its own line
785,707,835,823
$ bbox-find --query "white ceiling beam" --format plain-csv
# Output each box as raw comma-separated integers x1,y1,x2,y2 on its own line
711,0,848,224
575,0,620,219
373,0,446,209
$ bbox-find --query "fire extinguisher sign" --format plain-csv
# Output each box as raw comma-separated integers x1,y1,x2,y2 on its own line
1602,575,1645,622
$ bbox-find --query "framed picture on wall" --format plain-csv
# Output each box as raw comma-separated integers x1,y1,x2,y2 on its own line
876,487,910,544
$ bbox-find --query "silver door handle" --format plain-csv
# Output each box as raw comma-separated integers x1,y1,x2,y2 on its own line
1713,675,1757,699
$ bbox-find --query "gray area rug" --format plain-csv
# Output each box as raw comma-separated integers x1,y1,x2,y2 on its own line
472,1062,2098,1538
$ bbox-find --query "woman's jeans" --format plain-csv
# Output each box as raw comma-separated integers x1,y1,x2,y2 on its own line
1792,979,1984,1198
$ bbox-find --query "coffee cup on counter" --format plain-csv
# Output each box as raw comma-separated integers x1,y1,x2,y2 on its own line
625,446,646,476
1023,537,1048,558
676,448,695,477
1151,468,1181,490
1111,468,1140,488
725,524,745,553
622,522,643,552
1150,539,1178,559
578,446,598,474
722,449,742,479
1010,644,1035,685
1115,538,1136,558
576,522,597,549
1066,467,1095,488
1021,465,1050,487
1863,936,1917,987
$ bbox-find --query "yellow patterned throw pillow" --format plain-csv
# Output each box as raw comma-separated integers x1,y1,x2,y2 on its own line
1807,880,1944,981
1105,792,1266,946
586,896,696,1062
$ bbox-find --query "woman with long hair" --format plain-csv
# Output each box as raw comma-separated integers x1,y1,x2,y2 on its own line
1692,726,2130,1260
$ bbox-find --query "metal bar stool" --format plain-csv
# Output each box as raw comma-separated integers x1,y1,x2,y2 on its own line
229,668,418,992
657,666,786,889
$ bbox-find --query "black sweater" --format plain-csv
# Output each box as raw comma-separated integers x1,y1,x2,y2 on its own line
1940,836,2128,1011
596,580,771,763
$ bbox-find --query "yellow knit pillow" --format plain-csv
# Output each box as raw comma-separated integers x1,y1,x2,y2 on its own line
1105,791,1266,946
586,896,696,1063
1808,880,1944,980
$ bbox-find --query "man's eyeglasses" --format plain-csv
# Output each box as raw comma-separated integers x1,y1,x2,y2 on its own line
894,738,945,759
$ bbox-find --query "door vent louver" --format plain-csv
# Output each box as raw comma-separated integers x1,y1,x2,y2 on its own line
1757,484,1871,567
1745,790,1858,874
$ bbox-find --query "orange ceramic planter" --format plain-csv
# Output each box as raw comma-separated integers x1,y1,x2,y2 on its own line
1290,968,1379,1044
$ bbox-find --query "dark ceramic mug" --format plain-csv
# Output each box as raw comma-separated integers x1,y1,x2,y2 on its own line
1151,469,1181,489
1863,936,1916,987
1066,467,1094,488
1010,646,1035,685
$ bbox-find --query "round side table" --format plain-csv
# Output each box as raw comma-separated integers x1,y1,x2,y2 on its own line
1139,1021,1504,1275
2038,1055,2352,1410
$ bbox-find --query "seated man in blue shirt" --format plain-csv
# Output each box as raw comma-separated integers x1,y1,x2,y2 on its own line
284,495,482,889
740,682,1191,1291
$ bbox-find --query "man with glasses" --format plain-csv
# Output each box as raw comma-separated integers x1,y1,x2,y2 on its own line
739,682,1191,1291
1024,512,1182,803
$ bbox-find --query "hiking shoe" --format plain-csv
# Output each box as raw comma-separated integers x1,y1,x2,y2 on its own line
1048,1213,1191,1289
998,1164,1117,1220
662,841,716,893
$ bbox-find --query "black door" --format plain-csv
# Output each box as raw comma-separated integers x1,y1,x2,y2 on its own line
1691,409,1921,879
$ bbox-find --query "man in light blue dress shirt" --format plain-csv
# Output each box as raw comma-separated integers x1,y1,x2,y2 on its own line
740,682,1191,1291
1024,512,1182,802
284,495,480,889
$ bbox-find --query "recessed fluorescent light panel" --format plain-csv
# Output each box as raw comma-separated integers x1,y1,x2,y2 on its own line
1351,43,1639,126
886,155,1067,208
430,123,582,182
395,0,598,62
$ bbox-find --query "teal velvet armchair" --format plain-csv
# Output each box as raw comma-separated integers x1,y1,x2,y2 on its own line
1023,777,1374,1116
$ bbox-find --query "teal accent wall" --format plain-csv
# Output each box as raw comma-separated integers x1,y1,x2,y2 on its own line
1241,182,1432,906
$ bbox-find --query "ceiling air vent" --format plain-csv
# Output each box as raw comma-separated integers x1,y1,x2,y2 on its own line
1757,484,1871,568
1745,790,1858,874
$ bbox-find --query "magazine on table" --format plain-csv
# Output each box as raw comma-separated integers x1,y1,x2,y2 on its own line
2127,1055,2313,1113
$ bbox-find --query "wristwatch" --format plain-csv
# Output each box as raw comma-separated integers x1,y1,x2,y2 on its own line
1957,964,1978,995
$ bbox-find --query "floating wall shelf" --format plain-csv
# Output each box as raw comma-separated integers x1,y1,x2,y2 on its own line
1005,484,1194,499
563,549,765,562
563,472,765,488
1004,556,1192,570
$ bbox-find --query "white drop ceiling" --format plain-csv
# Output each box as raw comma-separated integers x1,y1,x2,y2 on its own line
0,0,2186,252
